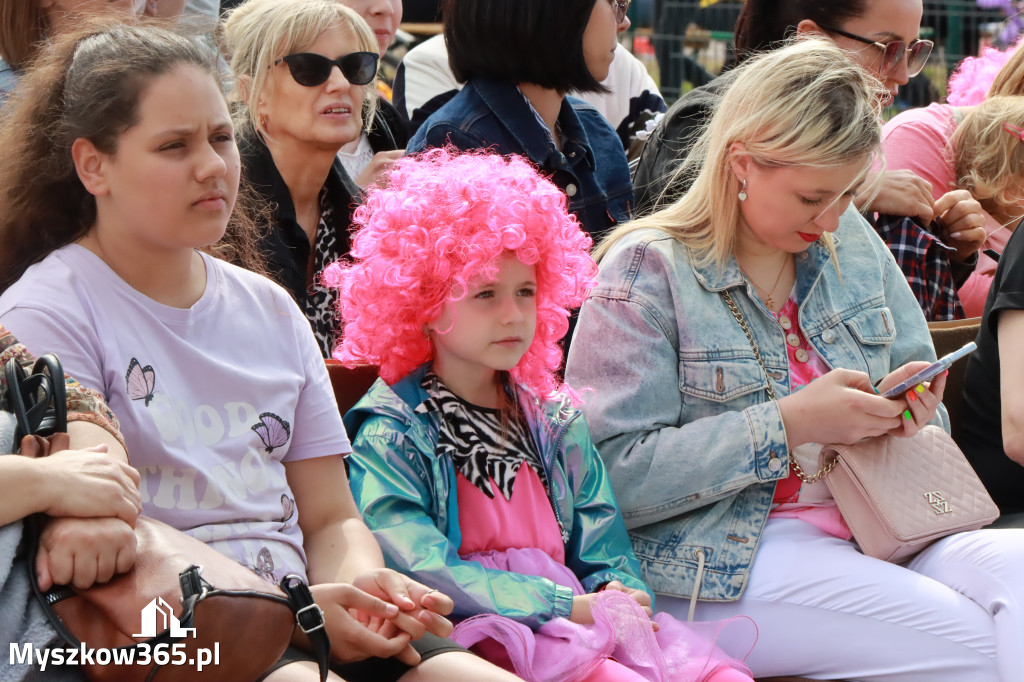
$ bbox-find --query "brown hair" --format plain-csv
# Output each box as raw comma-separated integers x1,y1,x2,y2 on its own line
0,2,49,70
0,19,268,293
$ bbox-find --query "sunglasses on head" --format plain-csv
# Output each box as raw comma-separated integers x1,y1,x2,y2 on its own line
275,51,379,87
819,25,933,78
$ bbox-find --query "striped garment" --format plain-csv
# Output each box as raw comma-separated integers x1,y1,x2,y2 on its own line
416,372,546,500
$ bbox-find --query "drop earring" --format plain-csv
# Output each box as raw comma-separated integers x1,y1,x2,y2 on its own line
259,114,268,129
738,179,748,202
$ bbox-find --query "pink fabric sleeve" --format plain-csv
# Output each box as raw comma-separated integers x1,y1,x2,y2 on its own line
881,105,957,202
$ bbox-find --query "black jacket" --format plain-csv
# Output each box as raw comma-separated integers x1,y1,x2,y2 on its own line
631,73,733,216
240,136,361,308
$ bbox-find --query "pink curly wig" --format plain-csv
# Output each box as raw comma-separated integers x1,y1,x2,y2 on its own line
323,147,597,396
948,43,1020,106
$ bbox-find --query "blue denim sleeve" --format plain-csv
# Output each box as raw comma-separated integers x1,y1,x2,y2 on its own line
565,239,789,529
348,416,575,627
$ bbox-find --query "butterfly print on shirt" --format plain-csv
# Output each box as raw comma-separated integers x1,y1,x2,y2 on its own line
251,412,291,453
125,357,156,406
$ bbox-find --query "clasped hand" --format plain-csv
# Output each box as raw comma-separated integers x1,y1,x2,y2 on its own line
779,362,946,448
308,569,453,666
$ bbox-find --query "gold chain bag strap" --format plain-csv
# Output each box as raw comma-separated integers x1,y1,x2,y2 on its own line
721,290,834,483
722,290,999,561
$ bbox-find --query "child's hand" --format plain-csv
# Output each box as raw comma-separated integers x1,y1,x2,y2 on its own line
351,569,454,640
601,580,654,616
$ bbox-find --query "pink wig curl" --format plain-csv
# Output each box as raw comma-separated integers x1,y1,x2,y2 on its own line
948,43,1019,106
323,147,597,397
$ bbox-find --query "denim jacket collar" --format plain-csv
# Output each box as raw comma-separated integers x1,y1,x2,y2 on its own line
471,78,596,173
688,234,842,295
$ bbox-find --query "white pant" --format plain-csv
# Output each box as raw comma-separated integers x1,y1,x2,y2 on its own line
656,518,1024,682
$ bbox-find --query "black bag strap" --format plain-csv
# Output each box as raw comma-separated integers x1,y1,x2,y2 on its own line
281,574,331,682
3,354,68,442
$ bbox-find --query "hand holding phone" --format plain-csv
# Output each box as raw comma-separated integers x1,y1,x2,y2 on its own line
880,342,977,399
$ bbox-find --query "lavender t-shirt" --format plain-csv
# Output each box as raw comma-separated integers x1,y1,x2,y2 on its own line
0,245,351,583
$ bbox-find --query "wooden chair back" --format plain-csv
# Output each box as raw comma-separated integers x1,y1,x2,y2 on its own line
927,317,981,439
325,360,379,418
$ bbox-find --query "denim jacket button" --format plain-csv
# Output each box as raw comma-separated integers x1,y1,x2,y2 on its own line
768,455,783,472
822,329,836,343
566,183,579,197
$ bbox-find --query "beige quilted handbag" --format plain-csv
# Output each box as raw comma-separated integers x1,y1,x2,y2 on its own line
720,290,999,563
819,425,999,562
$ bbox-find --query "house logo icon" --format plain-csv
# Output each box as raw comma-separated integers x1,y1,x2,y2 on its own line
133,597,197,639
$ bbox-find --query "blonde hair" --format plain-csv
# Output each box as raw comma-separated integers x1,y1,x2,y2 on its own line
220,0,379,142
990,47,1024,97
594,37,884,268
952,95,1024,217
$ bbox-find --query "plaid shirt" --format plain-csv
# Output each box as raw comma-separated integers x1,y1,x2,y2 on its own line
873,214,965,322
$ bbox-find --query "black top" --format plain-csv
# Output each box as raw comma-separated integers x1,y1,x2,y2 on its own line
631,72,733,216
958,224,1024,513
241,136,361,355
369,97,411,153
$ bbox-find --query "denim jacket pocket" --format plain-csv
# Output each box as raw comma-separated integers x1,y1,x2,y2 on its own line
842,307,897,378
679,355,768,405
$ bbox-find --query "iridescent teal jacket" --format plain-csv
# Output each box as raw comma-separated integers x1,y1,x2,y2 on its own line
344,364,651,629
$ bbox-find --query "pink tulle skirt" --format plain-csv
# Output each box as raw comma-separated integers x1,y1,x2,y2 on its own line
452,548,757,682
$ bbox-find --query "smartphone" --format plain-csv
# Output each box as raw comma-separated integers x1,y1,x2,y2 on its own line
880,341,977,399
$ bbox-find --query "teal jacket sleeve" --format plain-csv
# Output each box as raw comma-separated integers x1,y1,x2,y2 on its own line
347,414,575,629
558,413,654,602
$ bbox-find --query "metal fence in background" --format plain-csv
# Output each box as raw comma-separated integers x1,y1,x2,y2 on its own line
634,0,1013,110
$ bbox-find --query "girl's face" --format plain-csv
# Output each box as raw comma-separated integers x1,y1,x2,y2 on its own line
340,0,402,57
731,155,869,254
581,0,619,83
825,0,924,104
259,24,367,153
81,64,239,255
429,253,538,388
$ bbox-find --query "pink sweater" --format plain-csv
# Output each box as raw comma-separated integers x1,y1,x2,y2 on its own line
882,102,1011,318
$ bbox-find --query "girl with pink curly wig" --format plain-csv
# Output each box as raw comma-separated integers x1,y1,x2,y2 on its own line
326,146,595,395
334,148,757,682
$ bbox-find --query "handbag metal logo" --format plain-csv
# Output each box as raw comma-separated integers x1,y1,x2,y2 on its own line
924,491,952,515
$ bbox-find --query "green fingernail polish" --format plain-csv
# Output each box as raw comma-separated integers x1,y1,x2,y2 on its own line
903,409,912,420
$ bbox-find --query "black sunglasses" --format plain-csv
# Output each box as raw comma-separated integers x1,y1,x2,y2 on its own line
274,51,379,87
819,25,933,78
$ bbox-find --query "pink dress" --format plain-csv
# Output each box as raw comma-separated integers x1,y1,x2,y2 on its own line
450,466,756,682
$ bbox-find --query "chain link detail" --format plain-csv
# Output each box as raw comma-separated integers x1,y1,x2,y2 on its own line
721,289,836,484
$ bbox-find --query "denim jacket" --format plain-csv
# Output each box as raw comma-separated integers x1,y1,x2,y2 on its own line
407,77,633,241
344,364,651,629
564,207,944,602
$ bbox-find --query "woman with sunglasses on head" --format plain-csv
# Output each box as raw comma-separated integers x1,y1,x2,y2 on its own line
567,37,1024,681
633,0,940,222
406,0,632,242
223,0,386,357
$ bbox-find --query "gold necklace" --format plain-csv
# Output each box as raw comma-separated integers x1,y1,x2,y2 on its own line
741,254,791,310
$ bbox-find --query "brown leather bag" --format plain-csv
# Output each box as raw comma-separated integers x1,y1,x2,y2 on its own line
6,355,329,681
32,516,304,682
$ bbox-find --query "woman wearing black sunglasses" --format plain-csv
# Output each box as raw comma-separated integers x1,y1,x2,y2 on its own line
223,0,384,357
633,0,944,224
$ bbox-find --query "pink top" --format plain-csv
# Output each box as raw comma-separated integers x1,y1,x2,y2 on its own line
457,465,565,563
882,102,1011,317
769,297,852,540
